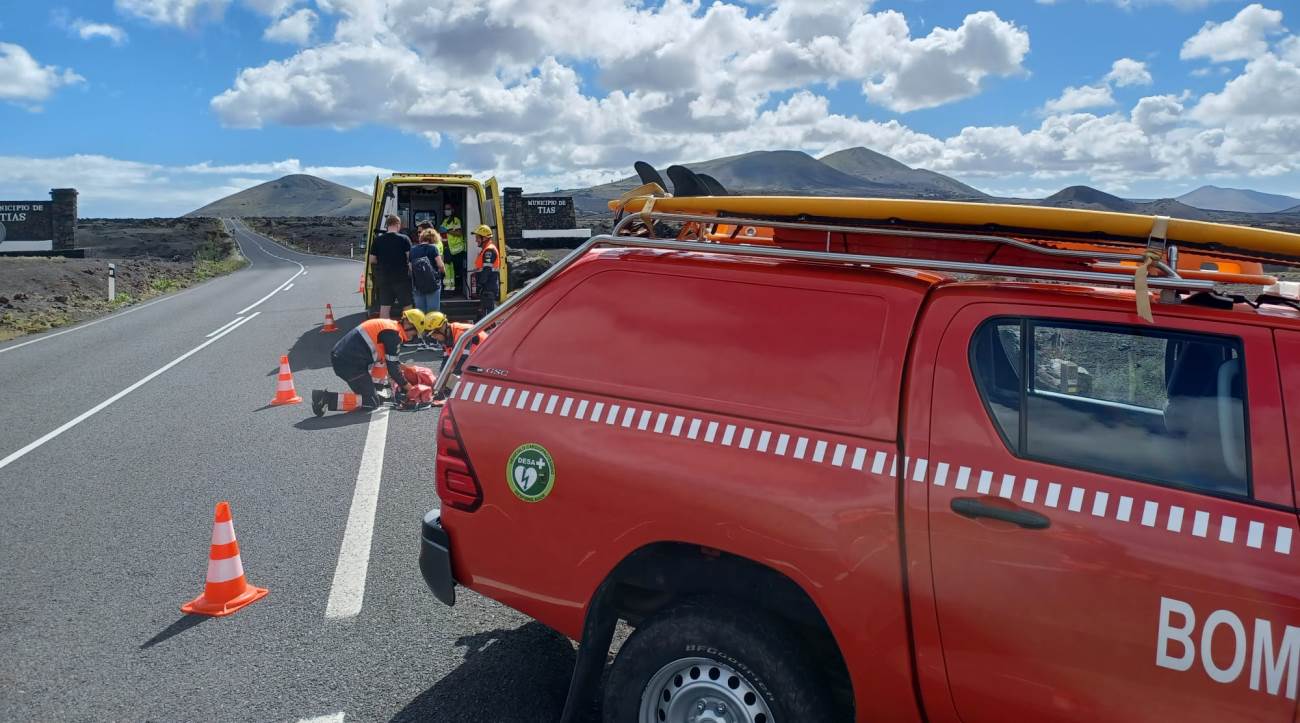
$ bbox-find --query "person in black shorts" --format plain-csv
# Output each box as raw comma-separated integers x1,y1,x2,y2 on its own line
369,214,413,319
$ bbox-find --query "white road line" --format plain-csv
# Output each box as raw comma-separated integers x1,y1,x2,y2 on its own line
0,293,182,355
0,313,259,472
284,283,294,291
298,713,344,723
325,407,389,619
206,317,245,338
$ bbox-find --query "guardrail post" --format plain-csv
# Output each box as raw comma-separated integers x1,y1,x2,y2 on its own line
108,263,116,301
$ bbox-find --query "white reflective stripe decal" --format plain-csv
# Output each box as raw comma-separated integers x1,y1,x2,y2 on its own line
461,380,1289,555
1067,487,1085,512
909,458,926,482
998,474,1015,499
1141,501,1159,527
1116,496,1133,523
385,355,399,362
1247,521,1265,549
1219,516,1237,543
207,554,245,583
1167,506,1185,533
933,462,949,487
721,425,737,447
211,520,236,545
812,440,827,464
1091,491,1109,518
954,466,971,491
1192,510,1210,538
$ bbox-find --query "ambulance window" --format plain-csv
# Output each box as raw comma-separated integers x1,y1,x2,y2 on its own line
971,319,1249,498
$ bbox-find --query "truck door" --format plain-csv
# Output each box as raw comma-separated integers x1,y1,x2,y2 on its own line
923,304,1300,722
485,177,508,295
363,175,383,308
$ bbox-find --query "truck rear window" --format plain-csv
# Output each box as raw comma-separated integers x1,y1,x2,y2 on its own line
970,318,1249,498
514,269,890,426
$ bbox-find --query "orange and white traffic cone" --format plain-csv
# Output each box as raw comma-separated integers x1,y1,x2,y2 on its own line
321,304,339,333
181,501,268,617
271,355,302,405
357,274,365,294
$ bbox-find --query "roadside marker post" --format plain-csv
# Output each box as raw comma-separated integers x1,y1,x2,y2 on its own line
108,263,116,301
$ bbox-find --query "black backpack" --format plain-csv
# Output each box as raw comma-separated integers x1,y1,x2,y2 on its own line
412,253,440,293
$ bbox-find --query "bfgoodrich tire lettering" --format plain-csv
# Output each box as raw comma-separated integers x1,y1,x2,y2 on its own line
603,599,837,723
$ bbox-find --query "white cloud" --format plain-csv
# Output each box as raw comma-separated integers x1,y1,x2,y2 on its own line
0,43,84,109
1181,3,1286,62
1043,84,1116,113
73,20,129,45
114,0,229,28
1104,58,1152,86
1194,52,1300,122
263,8,316,45
0,154,390,217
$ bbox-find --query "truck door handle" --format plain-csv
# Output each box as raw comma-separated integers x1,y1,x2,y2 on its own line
950,497,1051,530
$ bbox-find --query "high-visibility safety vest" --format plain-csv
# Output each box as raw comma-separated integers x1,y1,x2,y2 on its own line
441,240,456,290
359,318,407,363
441,216,465,255
475,241,500,271
448,322,487,353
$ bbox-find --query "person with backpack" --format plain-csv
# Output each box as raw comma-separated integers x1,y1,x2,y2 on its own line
409,226,445,314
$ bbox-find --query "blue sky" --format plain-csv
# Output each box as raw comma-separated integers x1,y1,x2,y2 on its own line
1,1,1298,216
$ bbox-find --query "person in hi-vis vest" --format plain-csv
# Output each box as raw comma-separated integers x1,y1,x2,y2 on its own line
440,203,466,297
472,224,500,320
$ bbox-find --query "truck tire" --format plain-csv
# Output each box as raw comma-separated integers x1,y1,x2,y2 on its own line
603,599,836,723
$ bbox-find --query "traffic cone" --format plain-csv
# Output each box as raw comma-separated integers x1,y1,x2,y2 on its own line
271,355,302,405
357,274,365,294
321,304,339,333
182,501,268,617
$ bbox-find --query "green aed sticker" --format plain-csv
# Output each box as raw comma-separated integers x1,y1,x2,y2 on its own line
506,443,555,502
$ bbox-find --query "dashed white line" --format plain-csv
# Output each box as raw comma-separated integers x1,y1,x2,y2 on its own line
325,407,389,620
298,712,345,723
0,313,259,472
206,316,245,338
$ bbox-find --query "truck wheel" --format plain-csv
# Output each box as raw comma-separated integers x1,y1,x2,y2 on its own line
603,600,835,723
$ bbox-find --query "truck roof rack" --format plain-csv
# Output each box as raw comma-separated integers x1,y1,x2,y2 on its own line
433,210,1218,394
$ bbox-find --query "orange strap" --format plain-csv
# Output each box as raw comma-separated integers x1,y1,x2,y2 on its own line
1134,216,1169,324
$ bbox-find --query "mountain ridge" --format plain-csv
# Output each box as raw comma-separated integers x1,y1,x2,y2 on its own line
186,174,371,217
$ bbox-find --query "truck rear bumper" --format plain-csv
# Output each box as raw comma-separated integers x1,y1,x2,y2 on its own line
419,509,456,606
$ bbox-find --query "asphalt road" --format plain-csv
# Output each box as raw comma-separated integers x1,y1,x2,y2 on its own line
0,221,580,723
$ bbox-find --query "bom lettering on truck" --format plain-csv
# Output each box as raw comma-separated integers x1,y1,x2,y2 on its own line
1157,596,1300,700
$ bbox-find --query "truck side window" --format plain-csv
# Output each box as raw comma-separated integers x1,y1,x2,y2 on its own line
970,318,1249,498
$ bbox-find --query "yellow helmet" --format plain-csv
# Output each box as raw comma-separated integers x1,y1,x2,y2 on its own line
473,224,493,238
422,311,449,333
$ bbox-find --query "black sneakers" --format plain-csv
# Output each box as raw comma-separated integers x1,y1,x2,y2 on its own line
311,390,327,417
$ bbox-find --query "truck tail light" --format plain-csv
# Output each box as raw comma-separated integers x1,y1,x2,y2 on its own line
437,406,482,512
